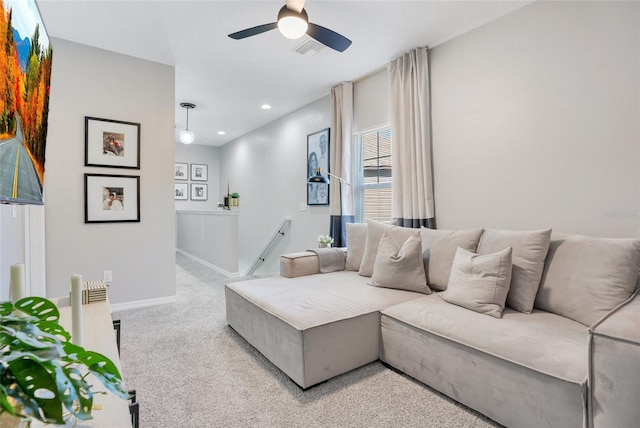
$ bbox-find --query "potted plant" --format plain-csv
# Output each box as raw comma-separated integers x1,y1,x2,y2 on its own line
317,235,334,248
0,297,130,426
229,192,240,207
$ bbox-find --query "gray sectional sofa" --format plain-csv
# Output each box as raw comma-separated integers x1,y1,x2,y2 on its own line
225,222,640,428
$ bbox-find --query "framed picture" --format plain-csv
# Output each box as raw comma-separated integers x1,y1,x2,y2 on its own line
307,128,330,205
175,183,188,200
191,164,208,181
85,117,141,169
174,162,188,180
84,174,140,223
191,183,208,201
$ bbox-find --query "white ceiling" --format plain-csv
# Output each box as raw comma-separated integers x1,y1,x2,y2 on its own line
37,0,531,146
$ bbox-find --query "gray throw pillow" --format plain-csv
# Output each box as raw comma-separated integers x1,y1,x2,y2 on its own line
359,220,416,277
369,231,431,294
420,228,484,291
477,228,551,314
534,234,640,326
441,246,513,318
345,223,367,271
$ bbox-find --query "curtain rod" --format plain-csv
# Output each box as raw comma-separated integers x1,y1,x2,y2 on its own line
352,64,387,84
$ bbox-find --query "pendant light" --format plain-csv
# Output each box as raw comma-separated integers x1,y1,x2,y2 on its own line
179,102,196,144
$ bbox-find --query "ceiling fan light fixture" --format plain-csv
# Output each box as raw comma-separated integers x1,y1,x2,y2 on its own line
277,6,308,39
179,102,196,144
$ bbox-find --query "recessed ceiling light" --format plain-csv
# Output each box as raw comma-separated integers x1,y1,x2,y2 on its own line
261,104,272,110
217,131,226,135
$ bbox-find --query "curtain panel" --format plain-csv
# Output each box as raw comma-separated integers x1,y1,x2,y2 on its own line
329,82,355,247
388,47,436,229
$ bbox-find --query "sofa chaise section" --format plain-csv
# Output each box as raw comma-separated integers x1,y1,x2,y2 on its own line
588,290,640,427
225,271,423,389
380,295,588,428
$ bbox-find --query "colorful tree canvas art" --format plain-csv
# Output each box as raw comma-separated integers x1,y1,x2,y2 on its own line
0,0,52,204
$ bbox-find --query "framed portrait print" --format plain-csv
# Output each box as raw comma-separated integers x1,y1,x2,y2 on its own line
174,162,188,180
307,128,330,205
191,183,208,201
85,117,141,169
84,174,140,223
175,183,188,200
191,164,208,181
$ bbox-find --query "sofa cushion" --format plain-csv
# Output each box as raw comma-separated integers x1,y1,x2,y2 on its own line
477,228,551,314
382,295,589,383
370,231,431,294
420,228,484,291
345,222,367,271
359,221,416,277
534,235,640,326
441,247,513,318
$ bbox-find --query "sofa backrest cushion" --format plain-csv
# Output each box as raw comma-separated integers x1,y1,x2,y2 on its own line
534,234,640,326
345,223,367,271
369,231,431,294
419,228,484,291
477,228,551,314
441,246,513,318
359,220,416,277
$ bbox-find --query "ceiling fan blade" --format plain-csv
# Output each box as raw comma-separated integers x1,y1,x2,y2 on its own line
228,22,278,40
285,0,305,13
307,22,352,52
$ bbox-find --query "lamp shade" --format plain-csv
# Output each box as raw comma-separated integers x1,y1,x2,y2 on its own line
308,167,329,184
179,129,195,145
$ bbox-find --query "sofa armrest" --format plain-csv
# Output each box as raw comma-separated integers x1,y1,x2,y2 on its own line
588,290,640,428
280,252,320,278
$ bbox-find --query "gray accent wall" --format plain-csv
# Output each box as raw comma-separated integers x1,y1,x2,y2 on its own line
219,96,332,275
430,1,640,237
44,39,176,304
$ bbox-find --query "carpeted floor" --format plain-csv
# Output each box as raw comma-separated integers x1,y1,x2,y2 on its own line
115,253,502,427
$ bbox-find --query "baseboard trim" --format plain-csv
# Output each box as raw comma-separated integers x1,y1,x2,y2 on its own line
111,295,177,312
175,249,241,277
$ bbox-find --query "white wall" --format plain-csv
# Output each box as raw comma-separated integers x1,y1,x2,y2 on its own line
219,96,332,275
45,39,176,304
430,1,640,237
174,143,221,210
0,204,24,301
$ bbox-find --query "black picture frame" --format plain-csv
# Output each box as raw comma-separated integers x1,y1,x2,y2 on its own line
174,162,188,180
85,116,141,169
190,163,208,181
307,128,330,206
191,183,208,201
84,173,140,223
175,183,188,200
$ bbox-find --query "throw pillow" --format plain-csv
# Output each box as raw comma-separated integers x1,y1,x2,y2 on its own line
441,246,513,318
359,220,416,277
369,231,431,294
534,234,640,326
345,223,367,271
419,228,484,291
477,228,551,314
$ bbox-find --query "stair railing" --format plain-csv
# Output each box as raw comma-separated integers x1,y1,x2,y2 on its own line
245,216,291,276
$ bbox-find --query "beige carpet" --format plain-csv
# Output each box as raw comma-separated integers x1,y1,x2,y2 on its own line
115,253,502,427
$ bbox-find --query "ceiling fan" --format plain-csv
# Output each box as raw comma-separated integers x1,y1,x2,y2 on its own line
228,0,352,53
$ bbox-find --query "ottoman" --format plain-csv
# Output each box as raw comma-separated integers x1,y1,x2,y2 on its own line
225,271,422,388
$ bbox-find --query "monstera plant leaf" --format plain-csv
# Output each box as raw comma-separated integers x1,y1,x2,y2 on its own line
14,297,59,322
0,302,12,316
8,357,65,424
75,351,130,399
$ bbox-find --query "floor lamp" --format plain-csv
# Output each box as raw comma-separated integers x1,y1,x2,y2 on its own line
308,167,351,245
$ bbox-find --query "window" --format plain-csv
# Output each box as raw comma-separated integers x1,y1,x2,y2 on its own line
354,126,392,223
